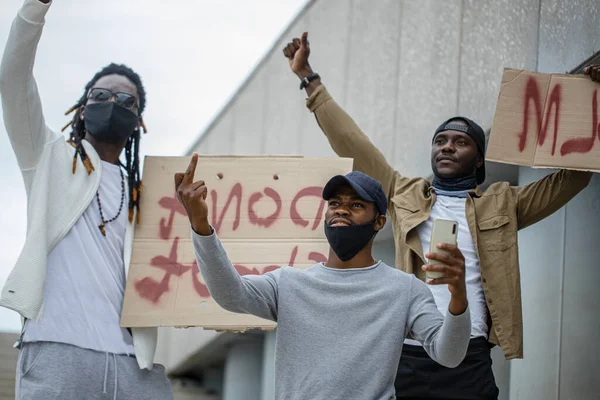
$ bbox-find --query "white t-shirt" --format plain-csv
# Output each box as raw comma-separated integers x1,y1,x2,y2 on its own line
24,161,135,355
405,191,488,345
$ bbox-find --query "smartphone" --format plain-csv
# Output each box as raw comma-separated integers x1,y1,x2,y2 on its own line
427,219,458,279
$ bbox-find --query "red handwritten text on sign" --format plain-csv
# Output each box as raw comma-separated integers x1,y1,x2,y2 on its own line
134,184,328,304
518,76,600,156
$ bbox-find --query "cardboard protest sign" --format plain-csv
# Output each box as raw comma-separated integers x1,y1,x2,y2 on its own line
487,68,600,172
120,156,353,330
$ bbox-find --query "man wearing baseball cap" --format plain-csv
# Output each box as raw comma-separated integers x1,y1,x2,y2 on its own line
176,153,472,400
283,33,594,399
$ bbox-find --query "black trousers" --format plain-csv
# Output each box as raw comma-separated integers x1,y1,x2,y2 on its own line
395,337,499,400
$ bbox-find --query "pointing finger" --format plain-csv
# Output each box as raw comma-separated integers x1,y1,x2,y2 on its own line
183,153,199,185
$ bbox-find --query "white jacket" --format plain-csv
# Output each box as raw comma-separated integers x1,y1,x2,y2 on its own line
0,0,158,370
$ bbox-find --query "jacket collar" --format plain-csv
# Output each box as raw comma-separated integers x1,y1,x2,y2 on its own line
470,186,484,198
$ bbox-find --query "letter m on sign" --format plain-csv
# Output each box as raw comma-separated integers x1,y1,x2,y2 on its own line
487,68,600,172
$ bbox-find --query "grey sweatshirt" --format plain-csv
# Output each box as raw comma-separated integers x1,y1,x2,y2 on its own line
192,231,471,400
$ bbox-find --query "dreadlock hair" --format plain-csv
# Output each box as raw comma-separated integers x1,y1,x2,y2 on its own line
62,63,148,224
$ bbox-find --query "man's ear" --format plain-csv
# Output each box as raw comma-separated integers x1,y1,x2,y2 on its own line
79,105,86,120
374,214,386,232
476,153,484,169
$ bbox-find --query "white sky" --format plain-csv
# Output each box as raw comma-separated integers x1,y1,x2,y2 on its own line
0,0,308,332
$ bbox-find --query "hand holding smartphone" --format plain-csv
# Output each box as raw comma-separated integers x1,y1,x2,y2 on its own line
426,219,458,279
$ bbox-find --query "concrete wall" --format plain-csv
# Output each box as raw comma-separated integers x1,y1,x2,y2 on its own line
223,339,264,400
155,327,220,371
165,0,600,398
512,171,599,400
509,1,600,397
189,0,550,176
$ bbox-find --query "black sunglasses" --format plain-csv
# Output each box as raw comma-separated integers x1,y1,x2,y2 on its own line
87,87,138,110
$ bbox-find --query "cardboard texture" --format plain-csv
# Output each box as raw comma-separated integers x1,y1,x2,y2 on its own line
121,156,353,329
487,68,600,172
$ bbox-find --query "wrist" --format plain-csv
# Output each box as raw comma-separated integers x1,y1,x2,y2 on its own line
192,219,212,236
448,293,468,315
295,67,314,79
299,72,321,92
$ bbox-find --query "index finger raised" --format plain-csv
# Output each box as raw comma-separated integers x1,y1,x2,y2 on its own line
182,153,199,184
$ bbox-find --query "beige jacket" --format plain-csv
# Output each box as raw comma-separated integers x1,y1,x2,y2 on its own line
307,84,592,359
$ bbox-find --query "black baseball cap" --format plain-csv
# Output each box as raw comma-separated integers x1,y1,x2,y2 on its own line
322,171,387,215
433,117,487,184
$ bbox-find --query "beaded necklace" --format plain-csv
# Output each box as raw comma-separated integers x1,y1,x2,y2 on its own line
96,166,125,236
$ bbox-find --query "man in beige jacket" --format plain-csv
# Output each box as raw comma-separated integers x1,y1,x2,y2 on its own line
283,32,596,399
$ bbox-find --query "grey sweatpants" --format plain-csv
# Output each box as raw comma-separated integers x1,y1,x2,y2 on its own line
15,342,173,400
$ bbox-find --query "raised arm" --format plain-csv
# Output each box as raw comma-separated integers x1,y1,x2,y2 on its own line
512,66,599,229
191,230,280,320
511,169,592,230
0,0,58,171
176,154,279,321
283,32,400,200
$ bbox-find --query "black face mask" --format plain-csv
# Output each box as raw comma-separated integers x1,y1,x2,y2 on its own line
84,102,138,144
324,219,377,262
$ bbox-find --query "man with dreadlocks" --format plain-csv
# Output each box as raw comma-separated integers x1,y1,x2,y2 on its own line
0,0,172,398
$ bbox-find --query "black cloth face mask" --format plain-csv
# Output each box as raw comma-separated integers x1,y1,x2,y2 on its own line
84,102,138,144
324,219,377,262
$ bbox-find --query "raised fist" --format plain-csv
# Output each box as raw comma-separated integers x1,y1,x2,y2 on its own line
283,32,312,78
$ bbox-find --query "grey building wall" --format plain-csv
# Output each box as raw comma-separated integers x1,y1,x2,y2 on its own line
514,171,600,399
223,339,264,400
511,2,600,398
188,0,555,175
162,0,600,399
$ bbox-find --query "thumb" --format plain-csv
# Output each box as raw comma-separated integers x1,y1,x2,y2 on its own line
301,32,309,49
